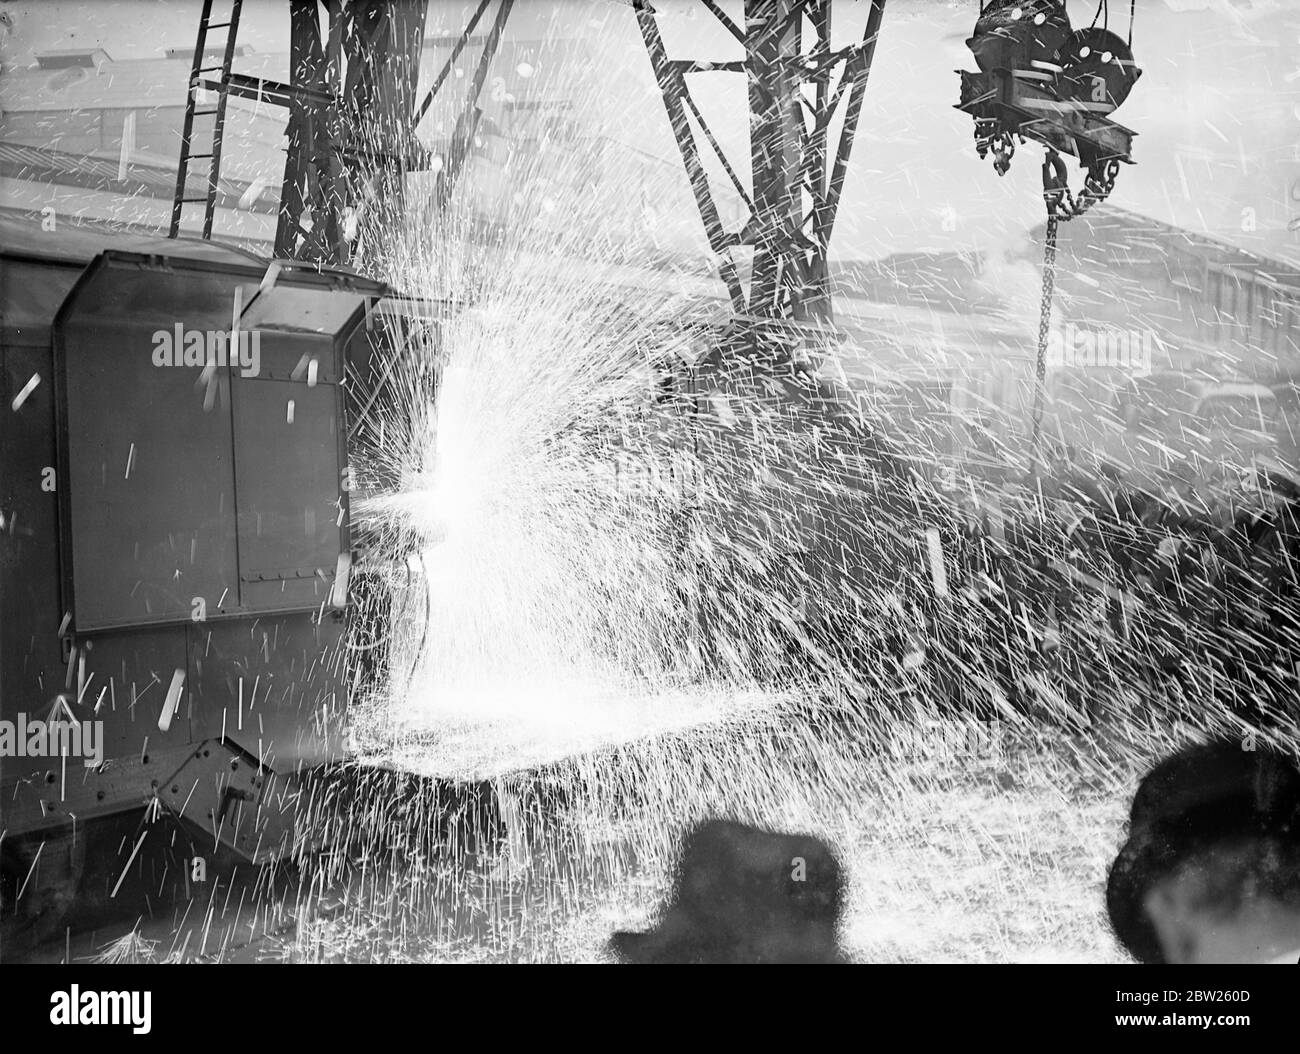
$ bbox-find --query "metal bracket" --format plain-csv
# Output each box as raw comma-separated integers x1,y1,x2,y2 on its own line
956,68,1136,169
160,739,297,864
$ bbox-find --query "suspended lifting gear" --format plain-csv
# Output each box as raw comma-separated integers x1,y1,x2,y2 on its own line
957,0,1142,447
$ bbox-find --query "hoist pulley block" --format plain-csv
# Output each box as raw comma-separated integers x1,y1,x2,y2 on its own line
956,0,1140,180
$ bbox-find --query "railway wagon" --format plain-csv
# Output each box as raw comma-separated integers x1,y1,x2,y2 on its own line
0,212,405,946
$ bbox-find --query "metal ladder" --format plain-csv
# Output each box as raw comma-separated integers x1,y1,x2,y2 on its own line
169,0,245,239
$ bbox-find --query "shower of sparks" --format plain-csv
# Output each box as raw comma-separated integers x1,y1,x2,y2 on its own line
228,12,1300,964
92,928,160,965
239,3,1300,965
9,0,1300,965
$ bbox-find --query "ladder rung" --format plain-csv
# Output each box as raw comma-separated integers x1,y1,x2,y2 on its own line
187,153,215,159
197,64,226,72
206,20,233,29
179,196,212,203
192,109,219,116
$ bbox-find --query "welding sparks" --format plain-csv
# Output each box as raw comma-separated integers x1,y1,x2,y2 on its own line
15,0,1300,969
246,15,1300,964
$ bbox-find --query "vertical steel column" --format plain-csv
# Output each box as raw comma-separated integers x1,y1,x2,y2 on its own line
637,6,746,313
745,0,799,319
434,0,516,210
276,0,347,262
636,0,888,335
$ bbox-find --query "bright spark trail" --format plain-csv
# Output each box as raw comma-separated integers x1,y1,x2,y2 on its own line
90,3,1295,965
244,82,1285,965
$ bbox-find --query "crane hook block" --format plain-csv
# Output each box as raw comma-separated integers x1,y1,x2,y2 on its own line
956,1,1140,180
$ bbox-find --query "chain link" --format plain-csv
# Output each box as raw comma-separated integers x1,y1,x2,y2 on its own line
1042,150,1121,221
1030,149,1122,457
970,132,1123,459
975,126,1122,220
1031,213,1059,454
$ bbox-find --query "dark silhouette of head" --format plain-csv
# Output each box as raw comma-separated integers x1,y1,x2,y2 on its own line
1107,738,1300,963
610,818,846,964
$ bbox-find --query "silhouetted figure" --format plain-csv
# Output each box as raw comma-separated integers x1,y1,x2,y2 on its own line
610,819,846,964
1107,739,1300,963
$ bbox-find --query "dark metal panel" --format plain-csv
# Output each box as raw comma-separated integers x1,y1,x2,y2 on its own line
186,612,347,770
2,624,190,832
238,283,366,383
53,255,366,632
58,305,241,631
76,626,193,760
0,340,64,790
0,259,82,347
231,375,345,612
64,258,255,325
236,327,345,384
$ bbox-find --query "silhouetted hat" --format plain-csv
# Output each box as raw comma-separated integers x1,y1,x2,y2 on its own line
1106,739,1300,963
610,819,846,964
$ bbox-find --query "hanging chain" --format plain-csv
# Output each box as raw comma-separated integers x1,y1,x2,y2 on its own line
1041,148,1120,221
1030,147,1121,461
1031,211,1059,455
